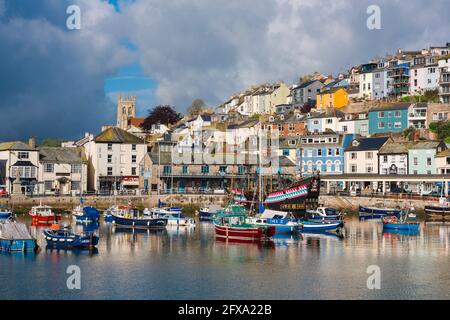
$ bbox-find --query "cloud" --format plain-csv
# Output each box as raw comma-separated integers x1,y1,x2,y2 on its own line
1,0,450,141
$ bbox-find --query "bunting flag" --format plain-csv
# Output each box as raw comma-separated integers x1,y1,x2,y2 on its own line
264,184,309,204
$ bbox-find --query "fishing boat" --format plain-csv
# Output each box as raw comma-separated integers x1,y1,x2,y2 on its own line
0,221,37,252
29,205,61,224
214,205,275,243
149,211,195,227
72,205,100,222
246,209,300,234
111,207,168,229
0,205,13,221
198,204,222,221
43,224,98,249
425,197,450,219
382,210,420,232
358,205,401,220
263,175,320,218
300,220,344,232
306,207,344,221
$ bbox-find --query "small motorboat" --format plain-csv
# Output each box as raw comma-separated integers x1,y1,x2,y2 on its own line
359,205,401,220
198,204,222,221
0,221,37,252
43,224,99,249
306,207,344,221
246,209,300,234
214,205,275,243
382,210,420,232
147,211,195,227
300,220,344,232
425,197,450,219
72,205,100,223
0,205,13,221
111,207,168,229
29,205,61,224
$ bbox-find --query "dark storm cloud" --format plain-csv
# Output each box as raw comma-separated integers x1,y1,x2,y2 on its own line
1,0,450,140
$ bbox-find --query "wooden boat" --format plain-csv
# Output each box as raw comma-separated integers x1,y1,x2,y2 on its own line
72,205,100,222
358,205,401,220
0,221,37,252
246,209,300,234
263,175,320,218
306,207,344,222
382,211,420,232
29,205,61,224
301,220,344,232
425,197,450,219
214,205,275,243
43,224,98,249
0,205,13,221
111,207,168,229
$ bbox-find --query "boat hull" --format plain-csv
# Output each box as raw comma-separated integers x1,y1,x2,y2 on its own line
43,229,98,248
425,205,450,218
382,222,420,231
0,238,37,252
214,224,275,242
31,215,61,224
112,214,168,229
199,211,214,221
0,212,12,220
301,221,343,232
359,206,401,219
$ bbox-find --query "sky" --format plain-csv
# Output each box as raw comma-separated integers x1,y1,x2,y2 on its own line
1,0,450,142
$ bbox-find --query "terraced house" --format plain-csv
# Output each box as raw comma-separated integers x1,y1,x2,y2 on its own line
344,136,392,174
408,140,447,175
368,104,409,134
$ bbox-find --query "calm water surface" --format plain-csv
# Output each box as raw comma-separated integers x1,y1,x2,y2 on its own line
0,214,449,300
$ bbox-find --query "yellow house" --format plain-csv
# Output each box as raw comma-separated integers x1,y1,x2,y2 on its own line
316,88,349,109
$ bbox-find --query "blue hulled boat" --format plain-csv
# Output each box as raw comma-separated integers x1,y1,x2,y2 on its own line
111,207,168,229
246,209,300,234
72,205,100,222
382,211,420,233
306,207,343,221
359,205,401,220
43,224,99,249
0,205,13,221
301,220,344,232
0,221,37,252
198,204,222,221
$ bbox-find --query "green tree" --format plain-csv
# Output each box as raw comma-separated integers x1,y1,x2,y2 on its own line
429,120,450,141
187,98,206,116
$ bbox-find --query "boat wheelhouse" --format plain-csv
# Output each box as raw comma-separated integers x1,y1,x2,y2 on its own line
29,205,61,224
0,205,13,221
246,209,300,234
306,207,343,221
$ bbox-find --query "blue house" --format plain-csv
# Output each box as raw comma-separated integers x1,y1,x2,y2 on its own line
368,103,410,134
296,133,358,176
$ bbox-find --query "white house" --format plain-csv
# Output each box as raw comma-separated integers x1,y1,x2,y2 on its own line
344,136,391,174
37,147,88,195
78,127,147,193
378,141,408,175
409,55,440,95
0,139,39,195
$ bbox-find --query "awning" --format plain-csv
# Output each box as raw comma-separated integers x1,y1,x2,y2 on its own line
11,161,38,167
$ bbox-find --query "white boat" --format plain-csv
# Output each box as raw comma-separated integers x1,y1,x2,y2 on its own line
144,207,195,227
306,207,344,221
246,209,300,234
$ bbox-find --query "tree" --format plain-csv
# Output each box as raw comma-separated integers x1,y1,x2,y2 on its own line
429,120,450,140
141,105,181,131
187,98,206,116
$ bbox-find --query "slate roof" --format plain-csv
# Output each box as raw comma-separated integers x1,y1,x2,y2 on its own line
409,140,446,150
297,80,320,89
39,147,86,164
345,136,390,152
370,103,411,112
378,141,409,154
94,127,145,144
0,141,36,151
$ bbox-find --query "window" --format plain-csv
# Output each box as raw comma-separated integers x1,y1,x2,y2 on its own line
238,166,246,174
394,111,401,118
326,162,332,172
394,122,402,129
350,152,357,160
107,167,113,176
378,111,385,118
365,152,373,160
201,165,209,174
219,166,227,174
163,165,172,174
132,155,137,163
317,149,322,156
71,164,82,174
182,165,188,174
132,144,136,151
413,157,418,166
366,166,373,173
131,167,137,176
288,123,295,131
327,149,332,156
342,126,348,132
335,161,341,172
351,164,357,173
283,149,290,156
107,143,113,151
278,124,283,131
427,157,432,166
44,163,54,173
44,181,53,191
326,119,333,124
413,170,418,175
383,155,388,163
335,149,340,156
107,154,112,163
378,122,385,129
307,149,313,157
18,152,29,159
71,181,81,191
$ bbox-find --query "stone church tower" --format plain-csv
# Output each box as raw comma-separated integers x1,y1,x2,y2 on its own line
117,95,136,130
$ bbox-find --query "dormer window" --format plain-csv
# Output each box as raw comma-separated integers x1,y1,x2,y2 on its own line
352,140,360,147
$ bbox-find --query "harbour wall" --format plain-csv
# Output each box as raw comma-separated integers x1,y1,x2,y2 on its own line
1,194,432,212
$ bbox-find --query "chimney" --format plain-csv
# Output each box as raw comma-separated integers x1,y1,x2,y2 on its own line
28,136,36,148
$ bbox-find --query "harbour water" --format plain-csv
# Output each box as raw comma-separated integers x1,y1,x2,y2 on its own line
0,214,449,300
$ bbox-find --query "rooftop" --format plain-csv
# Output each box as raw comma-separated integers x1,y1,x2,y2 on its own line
39,147,86,164
345,136,391,152
94,127,146,144
0,141,36,151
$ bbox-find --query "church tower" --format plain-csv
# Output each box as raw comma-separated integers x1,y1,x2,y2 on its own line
117,95,136,130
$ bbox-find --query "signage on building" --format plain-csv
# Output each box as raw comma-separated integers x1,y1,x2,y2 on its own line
389,164,398,175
